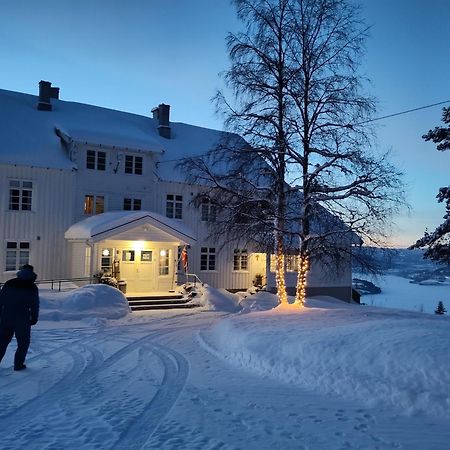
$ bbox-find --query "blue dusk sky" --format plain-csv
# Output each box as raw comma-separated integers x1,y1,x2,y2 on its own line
0,0,449,247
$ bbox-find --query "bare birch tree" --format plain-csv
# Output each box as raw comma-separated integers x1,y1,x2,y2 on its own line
182,0,404,305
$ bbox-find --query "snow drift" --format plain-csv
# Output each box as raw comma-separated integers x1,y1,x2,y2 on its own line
39,284,130,320
201,297,450,420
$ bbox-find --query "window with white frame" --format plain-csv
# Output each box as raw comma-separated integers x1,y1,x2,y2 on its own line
166,194,183,219
201,198,216,222
86,150,106,171
233,249,248,271
123,198,142,211
122,250,135,262
159,249,170,275
269,254,298,272
201,247,216,271
84,195,104,215
100,248,113,273
9,180,33,211
5,241,30,271
125,155,143,175
286,255,299,272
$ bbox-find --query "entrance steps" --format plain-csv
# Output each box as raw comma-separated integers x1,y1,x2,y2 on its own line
126,293,199,311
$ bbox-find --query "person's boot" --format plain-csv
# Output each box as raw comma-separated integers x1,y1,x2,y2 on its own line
14,364,27,371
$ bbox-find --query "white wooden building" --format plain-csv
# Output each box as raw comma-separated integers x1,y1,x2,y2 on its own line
0,81,354,300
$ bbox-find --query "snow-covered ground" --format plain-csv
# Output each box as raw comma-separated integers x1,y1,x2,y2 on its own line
361,274,450,314
1,284,449,449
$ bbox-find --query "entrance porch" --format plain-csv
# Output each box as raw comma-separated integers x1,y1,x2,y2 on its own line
65,211,196,294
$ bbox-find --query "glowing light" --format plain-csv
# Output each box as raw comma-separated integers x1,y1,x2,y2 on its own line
133,241,145,251
294,255,309,306
275,250,288,304
102,249,110,257
160,249,167,257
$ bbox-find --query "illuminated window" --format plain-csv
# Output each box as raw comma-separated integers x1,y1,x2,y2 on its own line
122,250,135,262
100,248,113,272
86,150,106,170
201,198,216,222
166,194,183,219
84,195,104,215
270,255,276,272
233,249,248,271
5,241,30,271
201,247,216,271
125,155,143,175
9,180,32,211
159,249,170,275
286,255,299,272
123,198,142,211
141,250,152,262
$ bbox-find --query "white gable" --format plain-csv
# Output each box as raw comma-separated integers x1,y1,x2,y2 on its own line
65,211,196,245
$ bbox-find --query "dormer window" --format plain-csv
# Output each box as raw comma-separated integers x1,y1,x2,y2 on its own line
125,155,143,175
86,150,106,171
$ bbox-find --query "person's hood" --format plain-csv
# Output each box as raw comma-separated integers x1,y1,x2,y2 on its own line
16,268,37,282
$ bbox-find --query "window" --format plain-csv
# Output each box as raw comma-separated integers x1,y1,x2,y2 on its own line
233,249,248,271
5,242,30,271
141,250,152,262
84,195,104,215
269,254,298,272
123,198,142,211
86,150,106,171
166,194,183,219
201,247,216,271
9,180,33,211
125,155,143,175
159,249,170,275
286,255,299,272
100,248,113,273
122,250,135,262
201,198,216,222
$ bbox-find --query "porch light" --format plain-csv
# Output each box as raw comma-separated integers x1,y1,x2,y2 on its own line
133,241,145,251
160,249,167,257
102,249,110,257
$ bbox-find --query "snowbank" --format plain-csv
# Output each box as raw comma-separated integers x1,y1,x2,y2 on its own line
201,297,450,419
194,285,279,313
195,286,242,312
39,284,130,320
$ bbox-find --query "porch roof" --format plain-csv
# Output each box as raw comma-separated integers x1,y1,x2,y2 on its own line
65,211,196,245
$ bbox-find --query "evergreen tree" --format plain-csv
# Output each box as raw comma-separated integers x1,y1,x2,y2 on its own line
411,107,450,264
435,301,447,315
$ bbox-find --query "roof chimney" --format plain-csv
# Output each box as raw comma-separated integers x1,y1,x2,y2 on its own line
152,103,171,139
37,80,59,111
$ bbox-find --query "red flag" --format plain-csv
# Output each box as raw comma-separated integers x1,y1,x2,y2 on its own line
181,247,188,272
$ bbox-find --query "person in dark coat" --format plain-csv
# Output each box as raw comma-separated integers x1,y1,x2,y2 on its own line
0,264,39,371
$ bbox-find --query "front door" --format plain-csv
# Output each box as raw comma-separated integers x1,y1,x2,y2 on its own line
135,249,155,292
119,248,156,293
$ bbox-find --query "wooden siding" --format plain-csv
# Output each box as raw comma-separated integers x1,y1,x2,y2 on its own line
1,165,75,282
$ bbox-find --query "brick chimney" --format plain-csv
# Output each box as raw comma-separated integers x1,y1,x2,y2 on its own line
37,80,59,111
151,103,171,139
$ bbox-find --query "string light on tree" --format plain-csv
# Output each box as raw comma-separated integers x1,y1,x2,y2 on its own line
275,250,288,304
294,254,308,306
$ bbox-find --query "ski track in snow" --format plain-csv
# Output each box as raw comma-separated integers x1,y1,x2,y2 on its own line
0,323,191,449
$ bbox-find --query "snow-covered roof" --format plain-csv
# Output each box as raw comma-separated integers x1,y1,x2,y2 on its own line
0,87,233,176
65,211,196,244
